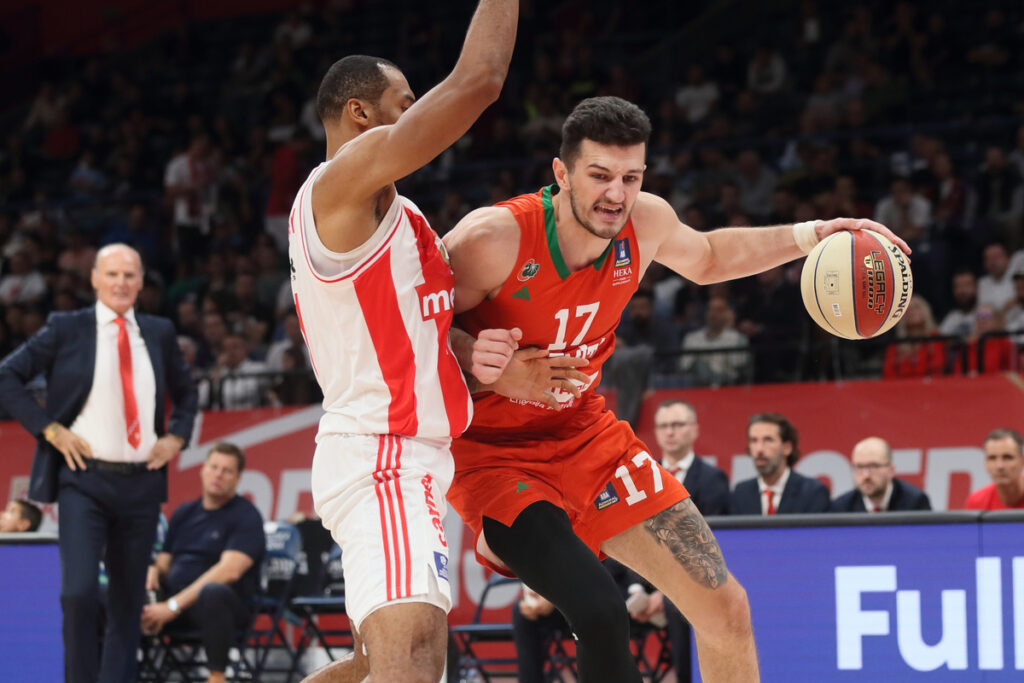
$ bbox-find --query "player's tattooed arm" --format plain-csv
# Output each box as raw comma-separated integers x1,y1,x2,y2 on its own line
644,498,729,589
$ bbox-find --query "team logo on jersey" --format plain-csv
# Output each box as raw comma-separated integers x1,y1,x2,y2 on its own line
613,239,632,267
517,259,540,281
594,482,620,510
434,551,450,581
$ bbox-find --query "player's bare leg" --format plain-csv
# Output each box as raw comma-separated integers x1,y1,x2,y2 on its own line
358,602,447,683
300,628,369,683
601,498,759,682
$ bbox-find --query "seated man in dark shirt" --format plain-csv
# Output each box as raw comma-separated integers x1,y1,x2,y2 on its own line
141,442,265,683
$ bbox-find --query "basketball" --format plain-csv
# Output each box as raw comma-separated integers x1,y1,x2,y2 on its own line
800,230,914,340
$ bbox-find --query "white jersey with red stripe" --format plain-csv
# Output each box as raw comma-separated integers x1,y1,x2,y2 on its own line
287,163,472,440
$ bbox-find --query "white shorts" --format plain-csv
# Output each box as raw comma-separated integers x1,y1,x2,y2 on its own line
311,433,455,631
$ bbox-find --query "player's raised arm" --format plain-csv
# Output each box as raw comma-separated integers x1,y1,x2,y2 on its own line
642,192,910,285
317,0,517,208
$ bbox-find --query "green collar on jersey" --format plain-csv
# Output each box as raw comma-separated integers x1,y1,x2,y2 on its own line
541,184,614,280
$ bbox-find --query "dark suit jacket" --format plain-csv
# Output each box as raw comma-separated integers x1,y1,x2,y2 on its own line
682,457,731,516
0,307,198,502
829,478,932,512
731,469,830,514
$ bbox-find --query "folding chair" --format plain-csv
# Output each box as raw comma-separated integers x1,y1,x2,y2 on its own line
449,574,522,682
630,622,673,683
289,544,353,680
244,520,305,681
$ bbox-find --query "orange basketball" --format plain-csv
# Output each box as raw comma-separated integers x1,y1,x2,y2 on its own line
800,230,914,340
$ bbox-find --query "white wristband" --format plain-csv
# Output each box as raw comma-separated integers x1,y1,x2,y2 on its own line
792,220,821,253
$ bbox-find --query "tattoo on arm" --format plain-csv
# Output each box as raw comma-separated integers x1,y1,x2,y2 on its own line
644,498,729,589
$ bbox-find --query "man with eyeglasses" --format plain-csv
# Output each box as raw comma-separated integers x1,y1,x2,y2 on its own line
830,437,931,513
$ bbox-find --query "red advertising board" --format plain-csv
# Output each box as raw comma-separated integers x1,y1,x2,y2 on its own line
3,373,1022,624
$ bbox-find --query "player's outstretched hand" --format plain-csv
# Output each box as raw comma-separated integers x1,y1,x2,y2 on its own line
816,217,912,256
472,327,522,384
490,347,590,410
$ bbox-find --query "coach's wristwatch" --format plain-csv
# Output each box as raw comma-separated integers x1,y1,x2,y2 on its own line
167,597,181,614
43,422,61,443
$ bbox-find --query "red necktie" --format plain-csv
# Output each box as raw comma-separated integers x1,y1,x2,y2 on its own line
765,490,776,515
116,317,142,448
872,506,881,513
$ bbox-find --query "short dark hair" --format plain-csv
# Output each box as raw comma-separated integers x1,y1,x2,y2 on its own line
15,499,42,532
985,428,1023,451
748,412,800,466
316,55,399,123
657,399,696,417
207,442,246,472
560,96,651,169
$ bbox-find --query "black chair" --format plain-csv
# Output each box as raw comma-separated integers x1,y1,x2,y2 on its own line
450,574,523,682
289,544,353,680
243,520,305,681
630,622,674,683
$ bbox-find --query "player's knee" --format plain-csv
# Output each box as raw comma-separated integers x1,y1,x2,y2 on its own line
703,578,753,642
567,589,631,643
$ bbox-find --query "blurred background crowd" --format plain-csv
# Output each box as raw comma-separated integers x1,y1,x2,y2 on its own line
1,0,1023,415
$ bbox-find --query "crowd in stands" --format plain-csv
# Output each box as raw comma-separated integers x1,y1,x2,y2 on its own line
1,0,1023,410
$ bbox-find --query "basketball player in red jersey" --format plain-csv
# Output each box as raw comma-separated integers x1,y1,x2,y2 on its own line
287,3,558,682
444,97,910,682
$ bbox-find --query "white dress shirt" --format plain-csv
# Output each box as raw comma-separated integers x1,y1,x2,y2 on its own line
69,302,157,463
758,467,791,515
662,452,696,483
861,482,893,513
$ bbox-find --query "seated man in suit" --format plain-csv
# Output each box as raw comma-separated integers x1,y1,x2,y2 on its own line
731,412,830,514
634,399,730,681
831,437,931,512
0,498,43,533
141,443,265,683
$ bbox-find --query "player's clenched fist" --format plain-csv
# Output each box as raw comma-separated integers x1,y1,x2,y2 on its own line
471,327,523,384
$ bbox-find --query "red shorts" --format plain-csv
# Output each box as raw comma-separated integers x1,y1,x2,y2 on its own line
448,409,689,576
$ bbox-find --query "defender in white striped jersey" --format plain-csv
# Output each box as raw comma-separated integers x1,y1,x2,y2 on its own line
290,3,522,682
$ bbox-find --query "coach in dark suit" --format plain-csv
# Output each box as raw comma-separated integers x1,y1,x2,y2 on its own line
830,436,932,512
0,244,197,683
731,412,830,515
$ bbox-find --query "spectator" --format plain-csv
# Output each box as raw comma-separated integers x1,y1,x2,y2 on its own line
165,133,216,256
977,242,1016,312
953,304,1016,375
882,296,945,378
207,333,269,409
680,295,749,387
265,311,308,372
269,347,321,406
674,65,720,125
264,131,312,253
0,244,197,683
735,266,803,383
963,428,1024,510
969,147,1023,251
0,245,48,306
142,443,265,683
873,176,931,246
0,498,43,532
731,413,830,514
1005,271,1024,332
830,437,931,512
939,269,978,337
734,149,778,220
747,44,788,95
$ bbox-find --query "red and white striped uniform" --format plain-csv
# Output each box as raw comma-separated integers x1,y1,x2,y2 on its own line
288,163,468,628
288,163,472,440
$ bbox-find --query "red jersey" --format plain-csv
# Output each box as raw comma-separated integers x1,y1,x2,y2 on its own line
963,483,1024,510
457,184,640,445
